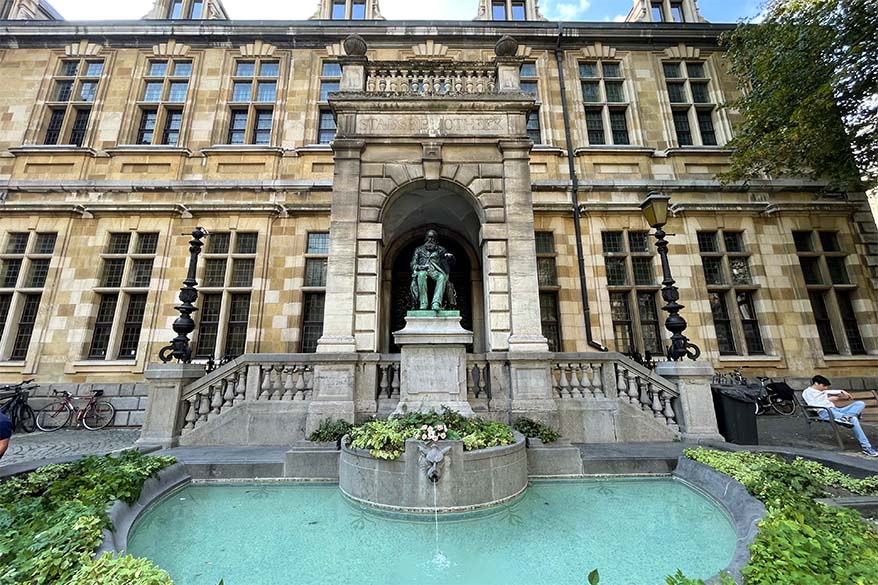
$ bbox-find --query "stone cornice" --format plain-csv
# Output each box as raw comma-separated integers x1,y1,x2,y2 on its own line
0,179,333,192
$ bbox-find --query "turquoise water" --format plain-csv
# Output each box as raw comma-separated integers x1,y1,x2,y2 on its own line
127,478,736,585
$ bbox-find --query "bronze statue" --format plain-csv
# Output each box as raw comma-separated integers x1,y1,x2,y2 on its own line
410,229,457,310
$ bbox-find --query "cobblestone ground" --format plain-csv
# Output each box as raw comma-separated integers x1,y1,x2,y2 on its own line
0,428,140,468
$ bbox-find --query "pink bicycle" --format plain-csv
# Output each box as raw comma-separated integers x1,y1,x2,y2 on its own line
35,389,115,431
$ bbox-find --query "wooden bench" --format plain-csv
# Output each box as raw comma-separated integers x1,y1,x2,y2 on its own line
794,392,858,449
839,389,878,424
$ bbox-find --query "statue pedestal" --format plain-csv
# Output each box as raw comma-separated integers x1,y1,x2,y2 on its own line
392,311,474,416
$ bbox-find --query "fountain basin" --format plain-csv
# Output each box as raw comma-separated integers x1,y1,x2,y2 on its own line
339,434,527,513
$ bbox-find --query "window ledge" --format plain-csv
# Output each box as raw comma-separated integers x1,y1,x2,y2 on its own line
823,355,878,362
296,144,334,153
202,145,285,155
107,145,193,156
532,145,566,156
0,361,26,369
661,147,733,156
574,146,655,155
65,360,139,374
717,355,782,362
9,145,98,157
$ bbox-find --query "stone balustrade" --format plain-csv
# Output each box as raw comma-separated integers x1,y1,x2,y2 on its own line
365,61,497,96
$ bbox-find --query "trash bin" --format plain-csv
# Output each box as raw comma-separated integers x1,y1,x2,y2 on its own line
711,384,762,445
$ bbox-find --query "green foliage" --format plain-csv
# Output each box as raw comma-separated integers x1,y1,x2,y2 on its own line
587,568,600,584
348,408,515,460
307,418,353,446
665,569,737,585
0,451,176,585
513,417,560,443
69,553,173,585
720,0,877,190
685,448,878,584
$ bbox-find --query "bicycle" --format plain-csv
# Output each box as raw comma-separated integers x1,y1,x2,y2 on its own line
35,389,115,432
0,379,37,433
754,377,797,416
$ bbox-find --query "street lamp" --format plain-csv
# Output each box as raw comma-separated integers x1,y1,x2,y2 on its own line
640,192,701,361
159,227,209,364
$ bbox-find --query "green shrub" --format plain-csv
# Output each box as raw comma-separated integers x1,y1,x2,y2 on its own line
513,417,560,443
684,448,878,584
70,553,173,585
0,451,175,585
348,408,515,460
308,418,353,446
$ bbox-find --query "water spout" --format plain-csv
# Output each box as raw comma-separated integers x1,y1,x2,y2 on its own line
418,444,451,483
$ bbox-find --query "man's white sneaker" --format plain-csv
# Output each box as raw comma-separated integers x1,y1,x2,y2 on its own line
862,448,878,457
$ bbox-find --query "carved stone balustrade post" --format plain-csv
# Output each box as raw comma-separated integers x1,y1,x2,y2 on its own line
655,361,722,441
139,363,205,448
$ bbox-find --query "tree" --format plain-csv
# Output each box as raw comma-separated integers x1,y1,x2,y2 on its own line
720,0,878,191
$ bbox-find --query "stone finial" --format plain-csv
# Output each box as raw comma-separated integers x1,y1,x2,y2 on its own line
343,34,368,57
495,35,519,58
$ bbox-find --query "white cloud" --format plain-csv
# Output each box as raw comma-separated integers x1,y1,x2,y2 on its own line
546,0,592,21
613,13,626,22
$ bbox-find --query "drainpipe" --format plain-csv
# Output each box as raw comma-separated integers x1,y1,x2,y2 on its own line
555,22,607,351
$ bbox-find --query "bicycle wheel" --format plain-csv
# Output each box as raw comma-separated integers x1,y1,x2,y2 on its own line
754,401,764,416
36,401,72,432
82,401,115,430
771,398,797,416
15,403,36,433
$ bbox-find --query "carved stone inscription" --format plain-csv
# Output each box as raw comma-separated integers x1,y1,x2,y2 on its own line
356,114,510,137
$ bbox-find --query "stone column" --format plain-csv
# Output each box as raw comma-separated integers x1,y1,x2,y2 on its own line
138,363,205,448
655,361,723,441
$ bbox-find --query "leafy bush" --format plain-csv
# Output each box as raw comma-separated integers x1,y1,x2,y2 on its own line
513,417,560,443
348,408,515,460
684,448,878,584
308,418,353,446
70,553,173,585
0,451,175,585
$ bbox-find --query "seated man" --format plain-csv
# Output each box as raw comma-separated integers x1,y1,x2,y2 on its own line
803,375,877,457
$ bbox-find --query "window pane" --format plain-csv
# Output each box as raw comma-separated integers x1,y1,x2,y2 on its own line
167,81,188,102
137,109,157,144
107,233,131,254
44,109,65,145
799,257,823,285
610,292,632,353
225,293,250,357
10,294,41,360
236,62,255,77
77,81,95,102
331,0,345,19
663,63,681,78
318,110,337,144
671,4,684,22
256,81,276,102
305,258,328,287
190,0,203,18
601,62,621,78
203,259,227,287
231,259,254,287
69,109,90,146
818,231,840,252
128,259,154,287
100,259,125,288
322,63,342,77
61,60,79,76
632,257,654,286
173,61,191,77
34,233,57,255
168,0,183,18
736,291,765,355
117,294,147,359
793,231,814,252
232,81,252,102
142,81,163,102
609,109,629,145
602,231,624,253
25,259,50,288
605,82,625,103
534,232,555,255
697,110,717,145
54,80,73,101
351,0,366,19
195,293,222,358
579,63,598,78
253,110,272,144
136,233,159,254
520,63,537,78
1,259,22,288
673,110,692,145
605,257,628,286
581,81,600,102
319,81,339,101
228,110,248,144
652,3,664,21
235,232,258,254
723,232,744,253
637,292,663,354
0,294,11,340
88,293,118,359
85,61,103,77
667,82,687,103
809,292,837,354
539,292,561,352
709,292,736,355
259,61,279,77
837,292,866,355
510,1,526,20
521,81,538,97
208,232,230,254
6,233,29,254
826,257,849,284
307,233,330,254
628,232,649,253
691,82,710,104
162,111,183,145
492,1,506,20
697,231,718,253
526,110,541,144
729,258,752,285
301,292,325,353
586,109,605,145
686,62,706,78
537,257,557,287
148,61,167,77
702,257,725,285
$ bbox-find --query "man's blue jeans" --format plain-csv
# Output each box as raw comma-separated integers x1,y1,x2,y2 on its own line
818,401,874,450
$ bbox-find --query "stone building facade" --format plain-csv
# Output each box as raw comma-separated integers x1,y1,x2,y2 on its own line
1,0,877,431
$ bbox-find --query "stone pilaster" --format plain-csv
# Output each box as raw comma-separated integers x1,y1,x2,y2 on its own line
499,139,549,352
306,353,359,435
138,363,205,448
317,138,365,353
655,360,723,441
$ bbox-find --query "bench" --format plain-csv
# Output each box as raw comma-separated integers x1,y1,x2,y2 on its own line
794,392,857,449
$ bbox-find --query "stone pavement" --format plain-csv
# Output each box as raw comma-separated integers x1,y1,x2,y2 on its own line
0,428,140,468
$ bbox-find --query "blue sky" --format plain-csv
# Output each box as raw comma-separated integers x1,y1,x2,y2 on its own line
49,0,763,23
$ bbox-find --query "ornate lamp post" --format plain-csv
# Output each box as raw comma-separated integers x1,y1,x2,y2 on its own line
640,192,701,361
159,227,208,364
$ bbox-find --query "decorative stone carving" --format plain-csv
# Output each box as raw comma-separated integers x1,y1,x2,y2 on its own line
152,39,190,57
412,40,450,58
495,35,519,58
581,42,617,59
343,34,367,57
240,40,276,57
64,40,103,56
664,43,701,60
